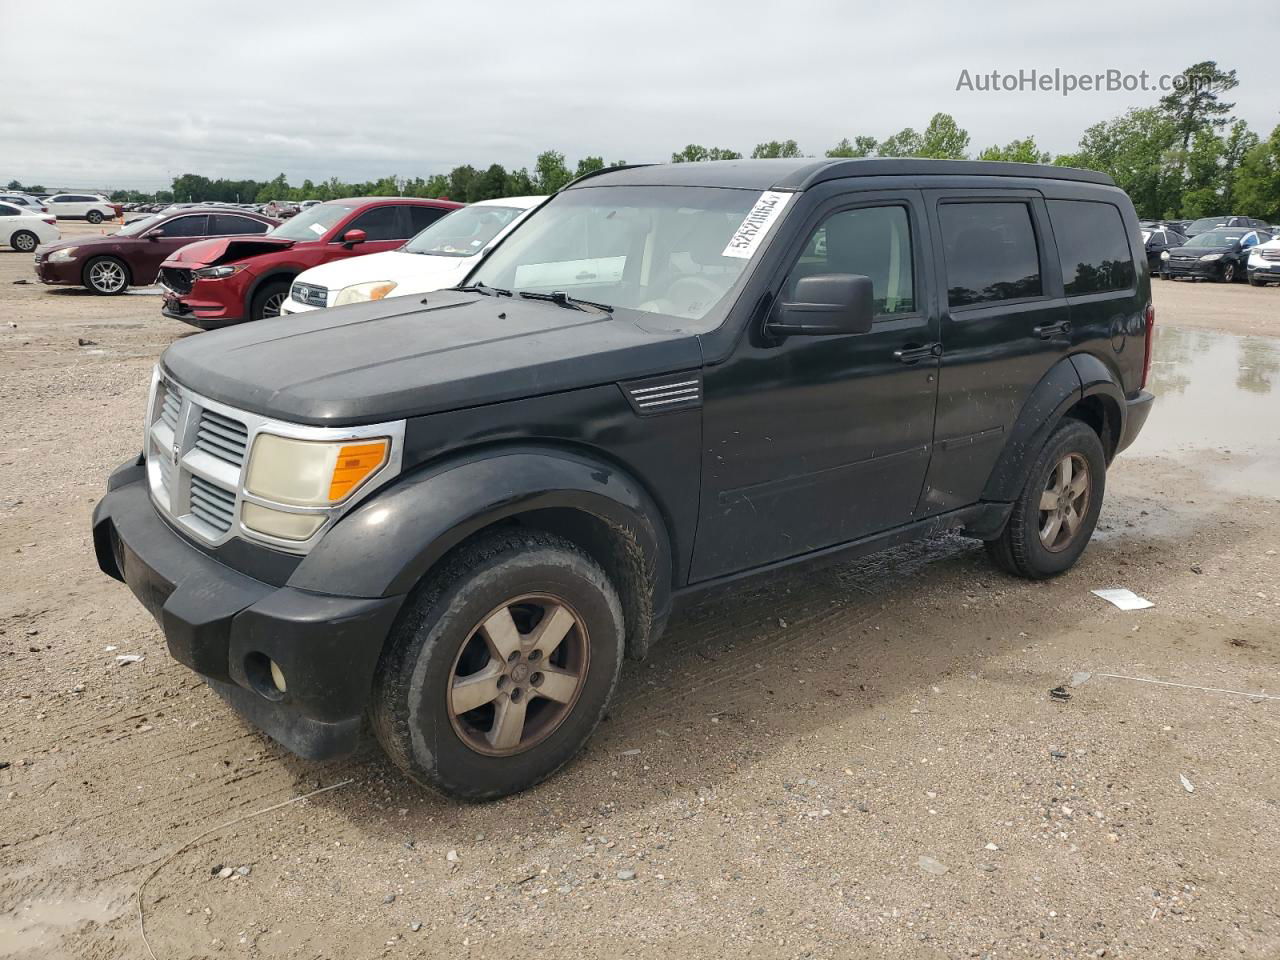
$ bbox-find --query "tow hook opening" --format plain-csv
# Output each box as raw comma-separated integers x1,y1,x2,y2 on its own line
245,652,287,701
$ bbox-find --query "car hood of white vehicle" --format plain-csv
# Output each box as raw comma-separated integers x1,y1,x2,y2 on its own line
297,249,475,300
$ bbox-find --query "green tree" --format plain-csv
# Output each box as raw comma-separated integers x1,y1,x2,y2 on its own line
1221,120,1259,210
826,136,878,158
1160,60,1239,152
504,168,535,196
446,165,478,202
1055,107,1182,218
1233,124,1280,221
877,128,923,157
977,137,1050,164
533,150,573,193
670,144,742,162
918,113,970,159
751,139,803,159
6,179,21,190
467,164,509,202
574,155,605,179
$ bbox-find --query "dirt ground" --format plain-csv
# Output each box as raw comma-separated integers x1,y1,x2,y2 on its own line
1,222,1278,960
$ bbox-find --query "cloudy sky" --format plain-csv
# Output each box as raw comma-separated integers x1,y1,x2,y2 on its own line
5,0,1275,190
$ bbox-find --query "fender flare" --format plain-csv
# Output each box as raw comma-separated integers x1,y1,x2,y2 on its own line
1069,353,1126,459
288,446,673,659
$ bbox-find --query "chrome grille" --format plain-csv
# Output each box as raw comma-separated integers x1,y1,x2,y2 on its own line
291,282,328,307
1261,249,1280,262
189,475,236,534
195,409,248,467
159,383,181,430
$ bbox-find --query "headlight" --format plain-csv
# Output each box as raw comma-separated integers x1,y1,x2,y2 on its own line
49,247,77,262
1199,253,1222,262
1160,251,1170,261
193,264,245,279
242,434,390,541
333,281,397,306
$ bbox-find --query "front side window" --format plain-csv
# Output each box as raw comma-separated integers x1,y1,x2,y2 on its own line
404,205,525,258
157,215,207,238
345,205,407,242
939,201,1042,307
784,205,915,315
1047,199,1136,295
471,185,775,328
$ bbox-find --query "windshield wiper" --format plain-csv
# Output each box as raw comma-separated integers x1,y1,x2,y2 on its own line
518,290,613,313
454,281,512,297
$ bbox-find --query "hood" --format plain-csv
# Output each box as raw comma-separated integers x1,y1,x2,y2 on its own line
293,249,469,295
162,234,298,268
161,291,702,425
40,232,117,254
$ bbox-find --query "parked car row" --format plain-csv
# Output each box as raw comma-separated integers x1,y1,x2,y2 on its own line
1158,226,1273,283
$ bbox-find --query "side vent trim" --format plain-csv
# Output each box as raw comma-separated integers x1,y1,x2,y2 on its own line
620,371,703,416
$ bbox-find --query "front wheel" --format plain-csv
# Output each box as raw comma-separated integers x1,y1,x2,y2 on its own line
249,280,289,321
10,230,38,253
84,256,129,294
985,418,1106,579
1220,262,1236,283
370,529,625,799
86,210,104,225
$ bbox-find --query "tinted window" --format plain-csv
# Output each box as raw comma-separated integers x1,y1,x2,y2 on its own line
408,205,450,233
0,203,20,217
71,195,97,203
158,215,207,238
345,205,406,241
1048,200,1136,295
49,195,69,203
939,201,1042,307
785,205,915,316
211,214,268,235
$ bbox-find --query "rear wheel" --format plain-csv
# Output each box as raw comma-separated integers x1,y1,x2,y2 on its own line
86,210,104,225
371,529,625,799
249,280,290,321
83,256,129,294
10,230,38,253
985,418,1106,579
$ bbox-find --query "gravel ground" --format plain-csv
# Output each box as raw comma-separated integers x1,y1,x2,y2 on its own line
1,223,1278,960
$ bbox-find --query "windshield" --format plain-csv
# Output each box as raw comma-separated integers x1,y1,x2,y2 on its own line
1185,218,1225,235
470,186,779,329
404,205,526,257
117,214,164,237
268,203,355,241
1188,229,1246,246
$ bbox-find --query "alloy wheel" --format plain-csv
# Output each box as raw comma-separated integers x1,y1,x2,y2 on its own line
447,594,590,756
1038,453,1090,552
1222,263,1235,283
261,292,286,318
13,232,36,252
89,260,126,293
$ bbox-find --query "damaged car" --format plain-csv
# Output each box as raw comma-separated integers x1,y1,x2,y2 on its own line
158,197,461,327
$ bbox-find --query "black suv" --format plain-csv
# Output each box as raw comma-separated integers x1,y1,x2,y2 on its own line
92,159,1155,798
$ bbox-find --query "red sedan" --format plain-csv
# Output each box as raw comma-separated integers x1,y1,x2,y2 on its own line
159,197,462,328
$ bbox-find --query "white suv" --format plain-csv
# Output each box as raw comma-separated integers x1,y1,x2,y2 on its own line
45,193,120,224
281,196,544,314
1247,235,1280,286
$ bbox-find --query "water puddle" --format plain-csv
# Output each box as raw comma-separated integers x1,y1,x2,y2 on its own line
1127,325,1280,499
0,895,126,957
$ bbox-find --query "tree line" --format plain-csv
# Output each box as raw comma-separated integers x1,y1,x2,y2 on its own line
8,62,1278,221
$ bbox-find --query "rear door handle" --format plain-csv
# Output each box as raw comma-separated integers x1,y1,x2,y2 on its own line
894,342,942,363
1034,320,1071,339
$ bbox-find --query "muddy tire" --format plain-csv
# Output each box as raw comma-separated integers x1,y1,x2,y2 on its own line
86,209,104,225
83,256,130,295
10,230,38,253
985,418,1106,580
370,529,625,800
249,280,289,321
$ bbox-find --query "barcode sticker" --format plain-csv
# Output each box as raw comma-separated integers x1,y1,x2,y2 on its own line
722,191,793,259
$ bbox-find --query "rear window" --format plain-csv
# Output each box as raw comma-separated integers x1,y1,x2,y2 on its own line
211,214,268,235
1048,200,1136,295
939,201,1042,307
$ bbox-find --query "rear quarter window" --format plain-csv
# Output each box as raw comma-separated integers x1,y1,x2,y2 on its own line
1047,200,1136,295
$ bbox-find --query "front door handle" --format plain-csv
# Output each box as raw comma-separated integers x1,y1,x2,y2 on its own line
894,342,942,364
1034,320,1071,339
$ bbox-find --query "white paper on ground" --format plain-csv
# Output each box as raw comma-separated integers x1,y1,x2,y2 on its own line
1091,588,1155,610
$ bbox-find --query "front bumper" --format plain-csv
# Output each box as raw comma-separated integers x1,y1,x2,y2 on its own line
161,288,244,329
1247,261,1280,280
92,457,404,759
1116,390,1155,454
34,256,80,285
1162,259,1226,279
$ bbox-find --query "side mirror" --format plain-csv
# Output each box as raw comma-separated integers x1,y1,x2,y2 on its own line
767,274,875,337
145,230,163,240
342,228,367,247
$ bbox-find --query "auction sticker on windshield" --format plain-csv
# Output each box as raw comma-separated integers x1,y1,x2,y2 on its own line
722,191,793,259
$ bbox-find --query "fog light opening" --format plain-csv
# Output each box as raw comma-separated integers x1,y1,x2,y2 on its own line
245,652,286,701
